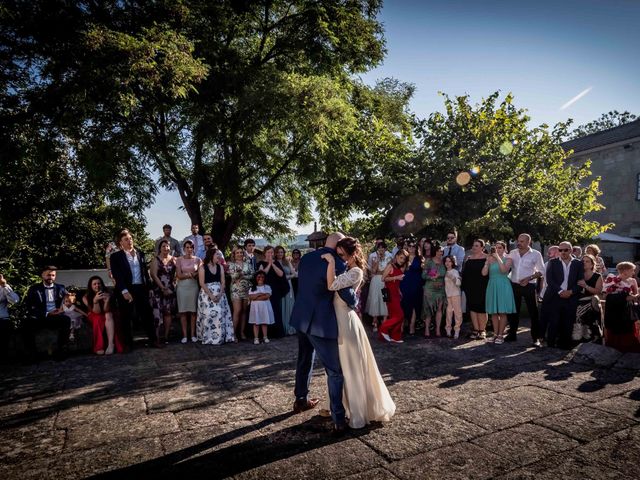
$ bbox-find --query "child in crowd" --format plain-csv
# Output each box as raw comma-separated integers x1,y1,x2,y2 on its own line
444,256,463,339
248,271,275,344
63,292,87,341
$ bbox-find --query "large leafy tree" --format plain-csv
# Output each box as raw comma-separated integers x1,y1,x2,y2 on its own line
569,110,637,139
408,92,610,245
2,0,414,249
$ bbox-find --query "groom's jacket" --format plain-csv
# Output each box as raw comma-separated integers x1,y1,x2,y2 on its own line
290,247,357,339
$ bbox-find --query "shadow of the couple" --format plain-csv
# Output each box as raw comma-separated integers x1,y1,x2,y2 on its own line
89,410,380,479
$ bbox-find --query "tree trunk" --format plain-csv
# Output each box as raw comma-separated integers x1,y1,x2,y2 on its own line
210,207,240,251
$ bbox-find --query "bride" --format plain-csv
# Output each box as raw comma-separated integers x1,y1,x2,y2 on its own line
321,236,396,429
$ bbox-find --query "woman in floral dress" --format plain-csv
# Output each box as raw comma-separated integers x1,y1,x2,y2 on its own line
422,244,446,337
228,246,253,340
197,247,235,345
149,240,177,343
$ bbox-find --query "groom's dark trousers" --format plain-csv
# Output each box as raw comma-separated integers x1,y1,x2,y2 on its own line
291,246,356,426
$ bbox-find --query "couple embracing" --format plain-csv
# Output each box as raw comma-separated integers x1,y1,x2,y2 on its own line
291,233,395,435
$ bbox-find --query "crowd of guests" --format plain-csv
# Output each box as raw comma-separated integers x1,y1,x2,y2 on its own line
1,223,639,362
361,231,639,352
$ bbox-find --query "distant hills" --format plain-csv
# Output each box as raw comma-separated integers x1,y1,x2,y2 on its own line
254,234,311,248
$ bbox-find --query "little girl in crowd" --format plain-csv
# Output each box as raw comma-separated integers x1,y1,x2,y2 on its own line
248,271,275,344
63,292,86,341
444,256,463,339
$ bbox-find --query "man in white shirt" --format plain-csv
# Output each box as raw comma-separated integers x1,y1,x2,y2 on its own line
506,233,545,343
540,242,584,348
443,230,465,272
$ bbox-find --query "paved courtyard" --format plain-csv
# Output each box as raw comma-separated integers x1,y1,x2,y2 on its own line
1,324,639,479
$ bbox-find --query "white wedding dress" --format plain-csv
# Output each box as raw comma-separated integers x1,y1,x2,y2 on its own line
330,267,396,428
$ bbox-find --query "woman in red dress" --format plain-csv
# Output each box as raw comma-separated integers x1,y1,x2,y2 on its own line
82,276,124,355
379,249,409,343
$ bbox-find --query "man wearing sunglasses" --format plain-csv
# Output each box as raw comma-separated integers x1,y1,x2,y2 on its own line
540,241,584,348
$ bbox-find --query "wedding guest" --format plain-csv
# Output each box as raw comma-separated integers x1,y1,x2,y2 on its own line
62,291,86,341
576,254,604,342
244,239,258,271
444,256,463,339
400,241,423,335
572,246,583,259
540,241,584,349
602,262,640,352
391,236,405,257
422,244,446,337
482,241,516,344
420,237,434,259
105,240,119,282
82,276,123,355
366,241,391,332
197,247,235,345
154,224,182,257
23,266,71,361
257,246,288,338
149,240,177,343
176,240,202,343
290,249,302,297
506,233,545,343
379,249,408,343
110,229,158,348
228,246,253,340
585,244,607,275
183,224,205,260
462,239,489,339
248,271,275,344
0,273,20,362
276,246,297,335
443,230,465,271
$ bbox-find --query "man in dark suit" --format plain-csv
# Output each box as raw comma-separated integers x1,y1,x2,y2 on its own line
109,229,158,348
290,232,357,436
23,266,71,361
540,241,584,348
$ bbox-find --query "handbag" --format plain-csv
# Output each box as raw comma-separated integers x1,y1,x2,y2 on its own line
381,287,390,303
571,320,583,341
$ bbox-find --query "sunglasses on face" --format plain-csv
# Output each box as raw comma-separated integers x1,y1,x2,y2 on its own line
558,248,570,252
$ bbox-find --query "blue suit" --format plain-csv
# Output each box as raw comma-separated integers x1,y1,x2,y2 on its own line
291,247,357,425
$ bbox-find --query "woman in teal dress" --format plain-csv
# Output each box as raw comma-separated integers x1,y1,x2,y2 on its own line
422,245,447,337
482,241,516,344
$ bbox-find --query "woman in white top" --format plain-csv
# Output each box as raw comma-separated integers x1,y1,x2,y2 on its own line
321,236,396,429
365,242,391,331
444,255,462,339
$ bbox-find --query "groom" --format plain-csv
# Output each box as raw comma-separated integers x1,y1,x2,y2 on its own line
291,232,357,436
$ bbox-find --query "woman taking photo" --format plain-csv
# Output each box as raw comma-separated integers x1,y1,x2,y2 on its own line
275,245,297,335
176,240,202,343
83,276,123,355
422,244,446,337
482,241,515,344
197,247,235,345
228,246,253,341
149,240,177,343
462,239,490,339
365,242,391,332
257,245,288,338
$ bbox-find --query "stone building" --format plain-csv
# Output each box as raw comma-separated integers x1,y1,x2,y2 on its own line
562,119,640,264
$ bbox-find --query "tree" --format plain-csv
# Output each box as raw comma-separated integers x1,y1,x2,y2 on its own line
2,0,414,250
409,92,610,244
569,110,637,139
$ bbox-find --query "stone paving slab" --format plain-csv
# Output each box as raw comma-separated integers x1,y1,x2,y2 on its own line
1,326,639,479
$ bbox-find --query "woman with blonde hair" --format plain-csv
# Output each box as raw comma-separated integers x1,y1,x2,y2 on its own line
585,244,606,274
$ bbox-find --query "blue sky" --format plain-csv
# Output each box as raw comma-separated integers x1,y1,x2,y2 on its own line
145,0,640,241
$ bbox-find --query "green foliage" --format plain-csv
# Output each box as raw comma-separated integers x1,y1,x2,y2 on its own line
569,110,637,139
413,92,611,244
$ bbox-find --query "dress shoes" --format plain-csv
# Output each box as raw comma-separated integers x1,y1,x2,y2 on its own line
504,334,517,342
332,422,349,437
293,398,319,414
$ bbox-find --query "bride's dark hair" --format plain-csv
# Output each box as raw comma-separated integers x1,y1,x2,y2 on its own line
337,236,367,279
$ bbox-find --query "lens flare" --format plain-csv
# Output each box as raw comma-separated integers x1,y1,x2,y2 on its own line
456,172,471,186
404,212,415,223
398,219,406,227
423,201,431,209
470,166,480,176
499,141,514,155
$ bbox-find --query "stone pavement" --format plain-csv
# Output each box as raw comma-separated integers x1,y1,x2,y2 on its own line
1,327,639,479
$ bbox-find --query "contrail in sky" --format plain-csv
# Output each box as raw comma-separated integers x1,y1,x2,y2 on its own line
560,87,593,110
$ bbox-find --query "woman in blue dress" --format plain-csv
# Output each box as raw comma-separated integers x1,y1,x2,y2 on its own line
400,241,423,335
482,241,516,344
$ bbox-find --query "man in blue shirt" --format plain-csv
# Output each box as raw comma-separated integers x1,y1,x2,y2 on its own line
443,230,465,271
